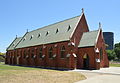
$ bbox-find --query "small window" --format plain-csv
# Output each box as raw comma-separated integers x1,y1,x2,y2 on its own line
48,47,53,58
56,29,59,33
46,31,49,36
38,33,41,38
67,25,71,31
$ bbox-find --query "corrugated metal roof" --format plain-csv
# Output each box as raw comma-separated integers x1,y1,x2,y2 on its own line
7,37,22,50
15,15,82,49
78,30,99,48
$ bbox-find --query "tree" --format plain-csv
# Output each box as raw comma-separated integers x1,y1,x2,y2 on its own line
0,52,5,55
0,52,5,62
106,50,116,60
114,43,120,60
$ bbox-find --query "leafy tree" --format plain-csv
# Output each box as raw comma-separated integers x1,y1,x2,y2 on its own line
0,52,5,56
106,50,116,60
114,43,120,60
0,52,5,62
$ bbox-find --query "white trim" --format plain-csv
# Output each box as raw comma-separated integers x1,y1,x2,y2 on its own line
66,54,71,57
95,48,99,53
71,42,75,46
96,59,100,63
95,29,101,46
33,55,36,58
73,53,77,57
26,55,29,58
53,54,56,57
42,55,45,58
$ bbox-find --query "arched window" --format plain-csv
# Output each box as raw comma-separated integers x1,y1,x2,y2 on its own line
27,49,30,57
17,52,19,57
23,50,26,58
8,53,10,58
20,50,22,58
60,46,65,58
100,48,103,60
49,47,53,58
31,48,34,58
39,48,42,58
83,53,89,69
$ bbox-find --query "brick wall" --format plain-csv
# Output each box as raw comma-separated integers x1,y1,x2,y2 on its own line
71,13,89,47
6,41,77,69
78,47,96,69
95,29,109,68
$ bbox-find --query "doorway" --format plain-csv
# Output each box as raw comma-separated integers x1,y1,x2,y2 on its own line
83,54,89,69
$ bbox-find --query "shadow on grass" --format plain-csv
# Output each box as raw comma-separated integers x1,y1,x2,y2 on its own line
1,63,71,71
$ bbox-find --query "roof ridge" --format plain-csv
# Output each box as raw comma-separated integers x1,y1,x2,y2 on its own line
29,15,81,33
83,30,99,33
17,37,22,39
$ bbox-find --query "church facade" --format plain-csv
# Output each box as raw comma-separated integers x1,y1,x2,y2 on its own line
5,10,109,70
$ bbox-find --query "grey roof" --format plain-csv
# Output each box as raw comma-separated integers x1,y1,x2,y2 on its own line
7,37,22,51
78,30,99,48
15,15,82,49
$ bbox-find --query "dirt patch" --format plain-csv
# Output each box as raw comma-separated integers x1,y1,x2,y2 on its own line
0,69,86,83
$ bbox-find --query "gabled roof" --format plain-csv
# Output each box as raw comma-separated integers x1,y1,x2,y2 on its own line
78,30,100,48
7,37,22,51
15,14,83,49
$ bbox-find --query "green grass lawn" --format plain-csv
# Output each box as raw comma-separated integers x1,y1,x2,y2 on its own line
0,63,86,83
0,62,40,70
110,63,120,67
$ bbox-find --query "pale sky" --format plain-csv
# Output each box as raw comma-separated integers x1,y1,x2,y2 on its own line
0,0,120,52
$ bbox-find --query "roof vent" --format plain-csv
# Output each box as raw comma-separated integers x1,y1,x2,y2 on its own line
38,33,41,38
67,25,71,31
30,35,34,40
46,31,49,36
23,37,26,41
56,29,59,33
12,43,15,47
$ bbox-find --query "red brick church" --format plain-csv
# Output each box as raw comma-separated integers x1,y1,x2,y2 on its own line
5,9,109,70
